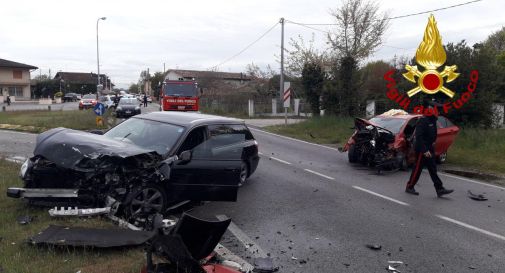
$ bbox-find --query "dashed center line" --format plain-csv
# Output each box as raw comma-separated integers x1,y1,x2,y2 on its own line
304,169,335,180
269,156,291,165
353,186,410,206
436,215,505,242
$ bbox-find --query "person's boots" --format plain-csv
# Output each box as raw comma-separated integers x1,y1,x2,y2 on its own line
405,187,419,195
436,188,454,197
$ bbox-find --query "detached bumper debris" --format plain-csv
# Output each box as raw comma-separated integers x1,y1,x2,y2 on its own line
29,225,154,248
468,190,488,201
49,207,111,217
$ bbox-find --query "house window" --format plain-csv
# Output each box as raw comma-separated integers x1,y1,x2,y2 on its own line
8,86,24,97
13,70,23,79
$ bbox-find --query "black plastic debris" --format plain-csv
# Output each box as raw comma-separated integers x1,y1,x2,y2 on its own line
29,225,154,248
366,244,382,250
253,257,279,272
17,215,34,225
468,190,488,201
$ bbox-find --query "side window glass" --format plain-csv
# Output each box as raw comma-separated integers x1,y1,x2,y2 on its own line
191,124,245,160
179,127,206,156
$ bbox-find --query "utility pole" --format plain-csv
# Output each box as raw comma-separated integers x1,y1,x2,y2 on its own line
280,17,285,102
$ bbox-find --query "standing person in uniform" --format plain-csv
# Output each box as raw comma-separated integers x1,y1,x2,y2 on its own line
143,93,148,108
405,101,454,197
6,95,11,106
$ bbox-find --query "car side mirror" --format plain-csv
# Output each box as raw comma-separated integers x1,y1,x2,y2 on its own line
179,150,192,162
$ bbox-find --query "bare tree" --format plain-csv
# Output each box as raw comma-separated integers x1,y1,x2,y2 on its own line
285,34,330,77
327,0,389,61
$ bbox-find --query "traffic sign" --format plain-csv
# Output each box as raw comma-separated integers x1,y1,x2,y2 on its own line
93,102,105,116
283,82,291,108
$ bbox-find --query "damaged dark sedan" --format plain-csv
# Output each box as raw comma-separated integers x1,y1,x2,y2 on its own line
7,112,259,221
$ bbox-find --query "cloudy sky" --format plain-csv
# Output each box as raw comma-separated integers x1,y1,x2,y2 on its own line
1,0,503,88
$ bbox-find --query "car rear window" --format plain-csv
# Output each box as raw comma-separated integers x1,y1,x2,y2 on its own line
83,94,95,99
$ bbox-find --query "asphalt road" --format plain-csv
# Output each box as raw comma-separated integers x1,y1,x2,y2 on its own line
1,124,504,272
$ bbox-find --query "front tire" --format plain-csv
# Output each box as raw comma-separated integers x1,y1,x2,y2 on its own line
348,144,359,163
128,183,168,218
436,152,447,164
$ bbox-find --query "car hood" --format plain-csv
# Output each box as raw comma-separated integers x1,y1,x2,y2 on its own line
34,128,161,170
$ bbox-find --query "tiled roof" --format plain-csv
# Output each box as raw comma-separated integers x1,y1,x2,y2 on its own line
0,58,38,69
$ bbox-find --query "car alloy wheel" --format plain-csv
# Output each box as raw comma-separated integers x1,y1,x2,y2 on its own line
437,152,447,164
129,184,167,217
239,162,249,185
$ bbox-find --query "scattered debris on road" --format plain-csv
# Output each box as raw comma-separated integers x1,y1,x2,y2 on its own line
366,244,382,250
467,190,488,201
253,257,278,272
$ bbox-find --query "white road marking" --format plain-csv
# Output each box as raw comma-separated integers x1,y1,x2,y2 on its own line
269,156,291,165
5,156,26,164
304,169,335,180
258,152,264,155
439,172,505,191
249,127,340,152
353,186,410,206
216,214,268,258
436,215,505,242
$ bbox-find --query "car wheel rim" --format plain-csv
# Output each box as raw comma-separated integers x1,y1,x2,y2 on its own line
240,163,248,184
130,187,164,216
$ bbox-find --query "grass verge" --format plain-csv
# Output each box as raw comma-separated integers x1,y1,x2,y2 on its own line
0,159,144,273
264,116,355,145
0,109,114,133
263,116,505,176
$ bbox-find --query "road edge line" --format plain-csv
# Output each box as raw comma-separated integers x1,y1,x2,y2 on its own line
353,186,410,206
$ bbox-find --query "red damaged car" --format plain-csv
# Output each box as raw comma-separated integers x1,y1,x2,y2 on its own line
341,110,459,171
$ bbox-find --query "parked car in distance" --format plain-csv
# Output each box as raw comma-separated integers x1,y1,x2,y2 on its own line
99,95,114,109
115,97,141,118
342,110,459,170
7,112,259,219
79,94,98,110
63,92,79,102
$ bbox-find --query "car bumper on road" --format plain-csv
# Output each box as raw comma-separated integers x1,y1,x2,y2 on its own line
7,187,79,199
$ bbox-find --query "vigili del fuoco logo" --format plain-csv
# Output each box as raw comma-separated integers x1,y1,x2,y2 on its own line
384,14,479,115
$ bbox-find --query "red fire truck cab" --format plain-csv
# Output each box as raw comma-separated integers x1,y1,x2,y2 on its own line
160,80,199,111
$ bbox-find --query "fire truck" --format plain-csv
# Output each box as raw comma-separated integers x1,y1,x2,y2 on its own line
160,80,199,111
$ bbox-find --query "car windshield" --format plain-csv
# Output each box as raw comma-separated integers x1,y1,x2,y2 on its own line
163,83,198,97
104,118,185,155
82,94,95,99
119,98,137,105
65,93,75,97
369,117,406,134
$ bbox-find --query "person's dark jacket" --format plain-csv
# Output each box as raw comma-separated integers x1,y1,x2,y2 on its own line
414,115,438,153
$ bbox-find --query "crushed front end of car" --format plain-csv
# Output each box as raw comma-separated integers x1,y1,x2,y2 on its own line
7,128,171,221
342,118,405,172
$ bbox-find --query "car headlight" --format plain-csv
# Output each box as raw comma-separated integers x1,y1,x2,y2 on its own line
19,159,29,179
135,106,140,110
116,107,122,111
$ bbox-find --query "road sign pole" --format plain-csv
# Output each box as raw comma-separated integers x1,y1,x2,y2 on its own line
283,82,291,125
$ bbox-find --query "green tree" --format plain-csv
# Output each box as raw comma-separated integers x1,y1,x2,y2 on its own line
128,83,139,94
302,62,325,116
326,0,389,116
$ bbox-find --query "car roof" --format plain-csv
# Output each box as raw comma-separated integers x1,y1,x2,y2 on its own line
135,112,245,128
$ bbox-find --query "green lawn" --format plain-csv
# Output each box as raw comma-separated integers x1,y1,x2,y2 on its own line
0,159,144,273
264,116,355,145
0,109,114,133
264,116,505,175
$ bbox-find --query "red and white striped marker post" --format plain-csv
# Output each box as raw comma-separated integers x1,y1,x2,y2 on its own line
283,82,291,125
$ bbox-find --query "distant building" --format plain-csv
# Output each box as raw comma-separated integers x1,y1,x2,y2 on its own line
54,72,113,94
0,58,38,100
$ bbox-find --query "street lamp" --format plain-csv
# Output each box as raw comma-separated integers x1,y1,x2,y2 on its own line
96,16,106,98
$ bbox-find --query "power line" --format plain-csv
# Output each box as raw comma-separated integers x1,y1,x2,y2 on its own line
286,0,483,26
208,22,279,70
